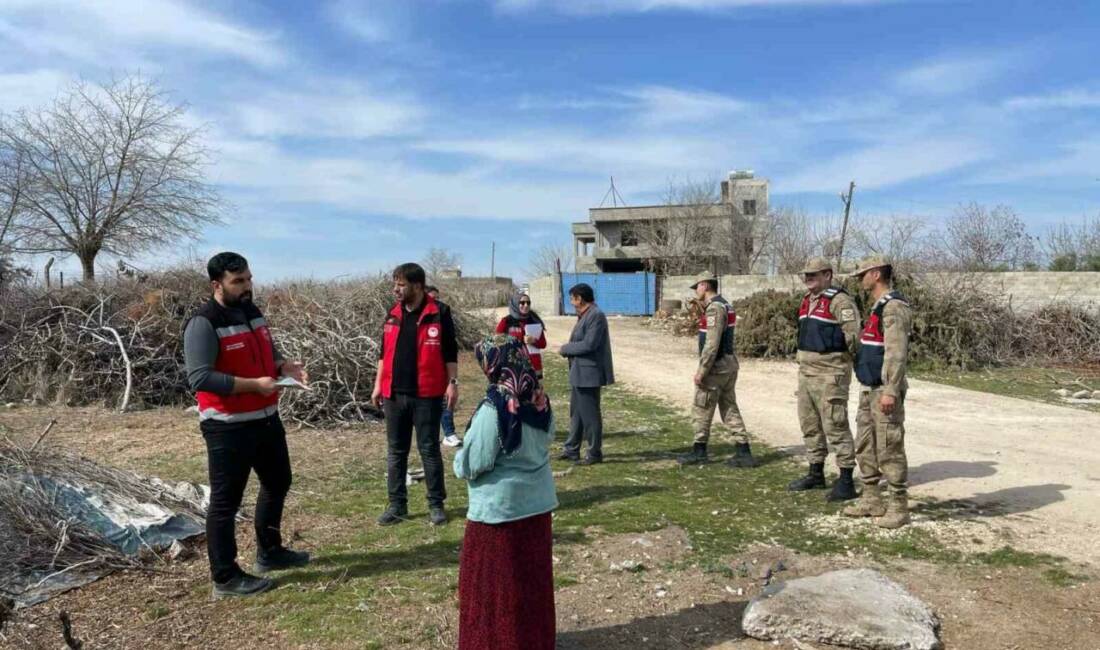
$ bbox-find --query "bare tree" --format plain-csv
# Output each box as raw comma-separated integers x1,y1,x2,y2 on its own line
423,247,463,280
935,203,1037,271
527,241,574,278
850,214,929,272
0,75,221,281
1042,215,1100,271
763,205,819,274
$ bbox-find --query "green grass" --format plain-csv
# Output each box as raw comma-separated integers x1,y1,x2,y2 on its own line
914,365,1100,412
241,355,1085,645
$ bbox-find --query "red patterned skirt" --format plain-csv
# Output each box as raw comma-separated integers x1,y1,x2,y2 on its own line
458,512,555,650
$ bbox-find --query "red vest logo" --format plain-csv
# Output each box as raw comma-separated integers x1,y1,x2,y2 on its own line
428,326,440,338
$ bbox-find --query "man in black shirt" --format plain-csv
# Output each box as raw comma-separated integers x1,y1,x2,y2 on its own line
371,263,459,526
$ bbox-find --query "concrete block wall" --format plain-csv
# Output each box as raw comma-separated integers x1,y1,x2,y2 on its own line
528,275,561,316
661,272,1100,313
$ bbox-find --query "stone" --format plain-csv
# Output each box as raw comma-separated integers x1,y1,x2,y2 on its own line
1052,388,1071,397
1093,390,1100,400
1072,389,1091,399
741,568,941,650
610,560,645,573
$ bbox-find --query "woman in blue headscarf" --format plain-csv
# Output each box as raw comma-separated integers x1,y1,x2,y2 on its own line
453,335,557,650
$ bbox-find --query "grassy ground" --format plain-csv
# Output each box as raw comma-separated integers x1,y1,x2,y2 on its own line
913,364,1100,412
214,354,1082,647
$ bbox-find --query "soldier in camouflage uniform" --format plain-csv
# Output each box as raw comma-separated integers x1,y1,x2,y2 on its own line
787,257,860,501
844,255,913,528
678,272,756,468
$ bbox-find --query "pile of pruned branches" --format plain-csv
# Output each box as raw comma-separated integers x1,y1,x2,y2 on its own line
0,270,492,425
651,276,1100,370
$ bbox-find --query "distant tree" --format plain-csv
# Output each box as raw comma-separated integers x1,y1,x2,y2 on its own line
850,214,929,272
527,241,574,278
1042,215,1100,271
763,206,820,274
936,203,1036,271
0,75,221,281
423,247,463,280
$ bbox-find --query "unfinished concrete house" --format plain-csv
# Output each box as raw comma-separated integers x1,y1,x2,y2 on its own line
572,170,769,275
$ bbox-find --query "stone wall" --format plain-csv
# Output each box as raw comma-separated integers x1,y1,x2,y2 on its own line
661,272,1100,312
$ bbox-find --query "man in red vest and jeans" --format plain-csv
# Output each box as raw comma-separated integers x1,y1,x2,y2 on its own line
372,262,459,526
183,252,311,598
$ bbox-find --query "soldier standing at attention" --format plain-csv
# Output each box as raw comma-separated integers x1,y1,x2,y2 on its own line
678,272,756,468
844,256,914,528
787,257,860,501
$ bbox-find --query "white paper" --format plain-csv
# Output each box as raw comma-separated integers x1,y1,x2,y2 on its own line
275,376,311,391
525,323,543,354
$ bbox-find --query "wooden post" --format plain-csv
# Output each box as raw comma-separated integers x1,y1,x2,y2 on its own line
836,181,855,272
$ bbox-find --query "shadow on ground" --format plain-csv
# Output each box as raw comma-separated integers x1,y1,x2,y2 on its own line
557,600,747,649
910,460,998,486
915,483,1071,519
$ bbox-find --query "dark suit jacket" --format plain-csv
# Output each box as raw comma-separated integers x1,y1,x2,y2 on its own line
560,304,615,388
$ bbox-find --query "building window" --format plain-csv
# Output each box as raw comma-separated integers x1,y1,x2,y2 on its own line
742,199,757,216
621,227,638,247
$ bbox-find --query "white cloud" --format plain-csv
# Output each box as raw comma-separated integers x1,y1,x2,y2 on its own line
496,0,890,13
779,138,991,193
326,0,411,44
0,69,68,113
1004,88,1100,111
0,0,283,67
970,137,1100,185
622,85,750,125
232,83,427,139
895,53,1010,95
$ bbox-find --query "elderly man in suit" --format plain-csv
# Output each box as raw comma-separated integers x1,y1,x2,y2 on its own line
558,283,615,465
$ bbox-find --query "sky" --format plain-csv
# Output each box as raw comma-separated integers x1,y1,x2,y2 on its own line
2,0,1099,281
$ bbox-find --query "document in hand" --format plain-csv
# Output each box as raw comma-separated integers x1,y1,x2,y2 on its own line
525,323,543,354
275,376,311,391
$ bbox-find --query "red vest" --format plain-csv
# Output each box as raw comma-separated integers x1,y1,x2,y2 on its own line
496,316,544,371
379,297,449,399
193,299,280,423
855,291,908,387
797,287,848,353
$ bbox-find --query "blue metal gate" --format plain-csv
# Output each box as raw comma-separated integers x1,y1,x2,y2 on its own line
560,272,656,316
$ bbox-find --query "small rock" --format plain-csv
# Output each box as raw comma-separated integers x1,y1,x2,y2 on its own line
1093,390,1100,400
610,560,645,573
184,404,199,413
1072,389,1091,399
631,537,655,548
3,402,17,410
1052,388,1071,397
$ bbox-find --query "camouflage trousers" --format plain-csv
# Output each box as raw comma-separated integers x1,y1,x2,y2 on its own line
855,388,908,497
692,369,749,445
797,373,856,468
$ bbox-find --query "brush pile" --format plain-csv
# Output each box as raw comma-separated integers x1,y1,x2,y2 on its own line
0,269,493,425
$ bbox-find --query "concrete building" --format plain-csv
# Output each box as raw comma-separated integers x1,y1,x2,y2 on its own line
573,170,769,274
436,268,514,307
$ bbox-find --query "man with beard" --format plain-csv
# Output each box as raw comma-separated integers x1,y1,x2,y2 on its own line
372,263,459,526
184,252,311,598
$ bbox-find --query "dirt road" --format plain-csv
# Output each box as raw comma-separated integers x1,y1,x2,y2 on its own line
543,316,1100,567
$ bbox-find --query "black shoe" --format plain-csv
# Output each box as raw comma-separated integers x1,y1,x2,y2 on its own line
726,442,757,468
212,572,274,599
255,546,311,573
826,467,858,502
429,506,448,526
787,463,827,491
677,442,708,466
558,450,580,461
377,505,409,526
577,456,603,466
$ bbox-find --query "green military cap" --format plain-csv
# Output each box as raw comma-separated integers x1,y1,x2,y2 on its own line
851,254,892,277
689,270,717,289
801,256,833,274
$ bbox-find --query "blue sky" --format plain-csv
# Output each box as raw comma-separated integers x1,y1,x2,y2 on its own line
2,0,1099,281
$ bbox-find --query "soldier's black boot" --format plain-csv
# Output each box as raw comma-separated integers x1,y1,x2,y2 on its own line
677,443,708,465
725,442,757,468
826,466,858,502
787,463,827,491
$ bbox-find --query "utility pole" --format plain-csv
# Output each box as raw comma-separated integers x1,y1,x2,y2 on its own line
490,241,496,279
836,180,855,272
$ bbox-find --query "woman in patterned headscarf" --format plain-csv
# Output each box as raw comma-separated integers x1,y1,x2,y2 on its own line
453,335,557,650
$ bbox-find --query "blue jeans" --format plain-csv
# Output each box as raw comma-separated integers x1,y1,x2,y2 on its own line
441,401,456,437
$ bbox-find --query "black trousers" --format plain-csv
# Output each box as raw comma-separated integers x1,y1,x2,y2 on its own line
564,386,603,460
384,394,446,509
201,415,291,583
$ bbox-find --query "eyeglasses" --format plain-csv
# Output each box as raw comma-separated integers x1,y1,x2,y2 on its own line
518,301,531,305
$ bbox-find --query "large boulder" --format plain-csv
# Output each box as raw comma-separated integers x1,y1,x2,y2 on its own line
741,568,941,650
